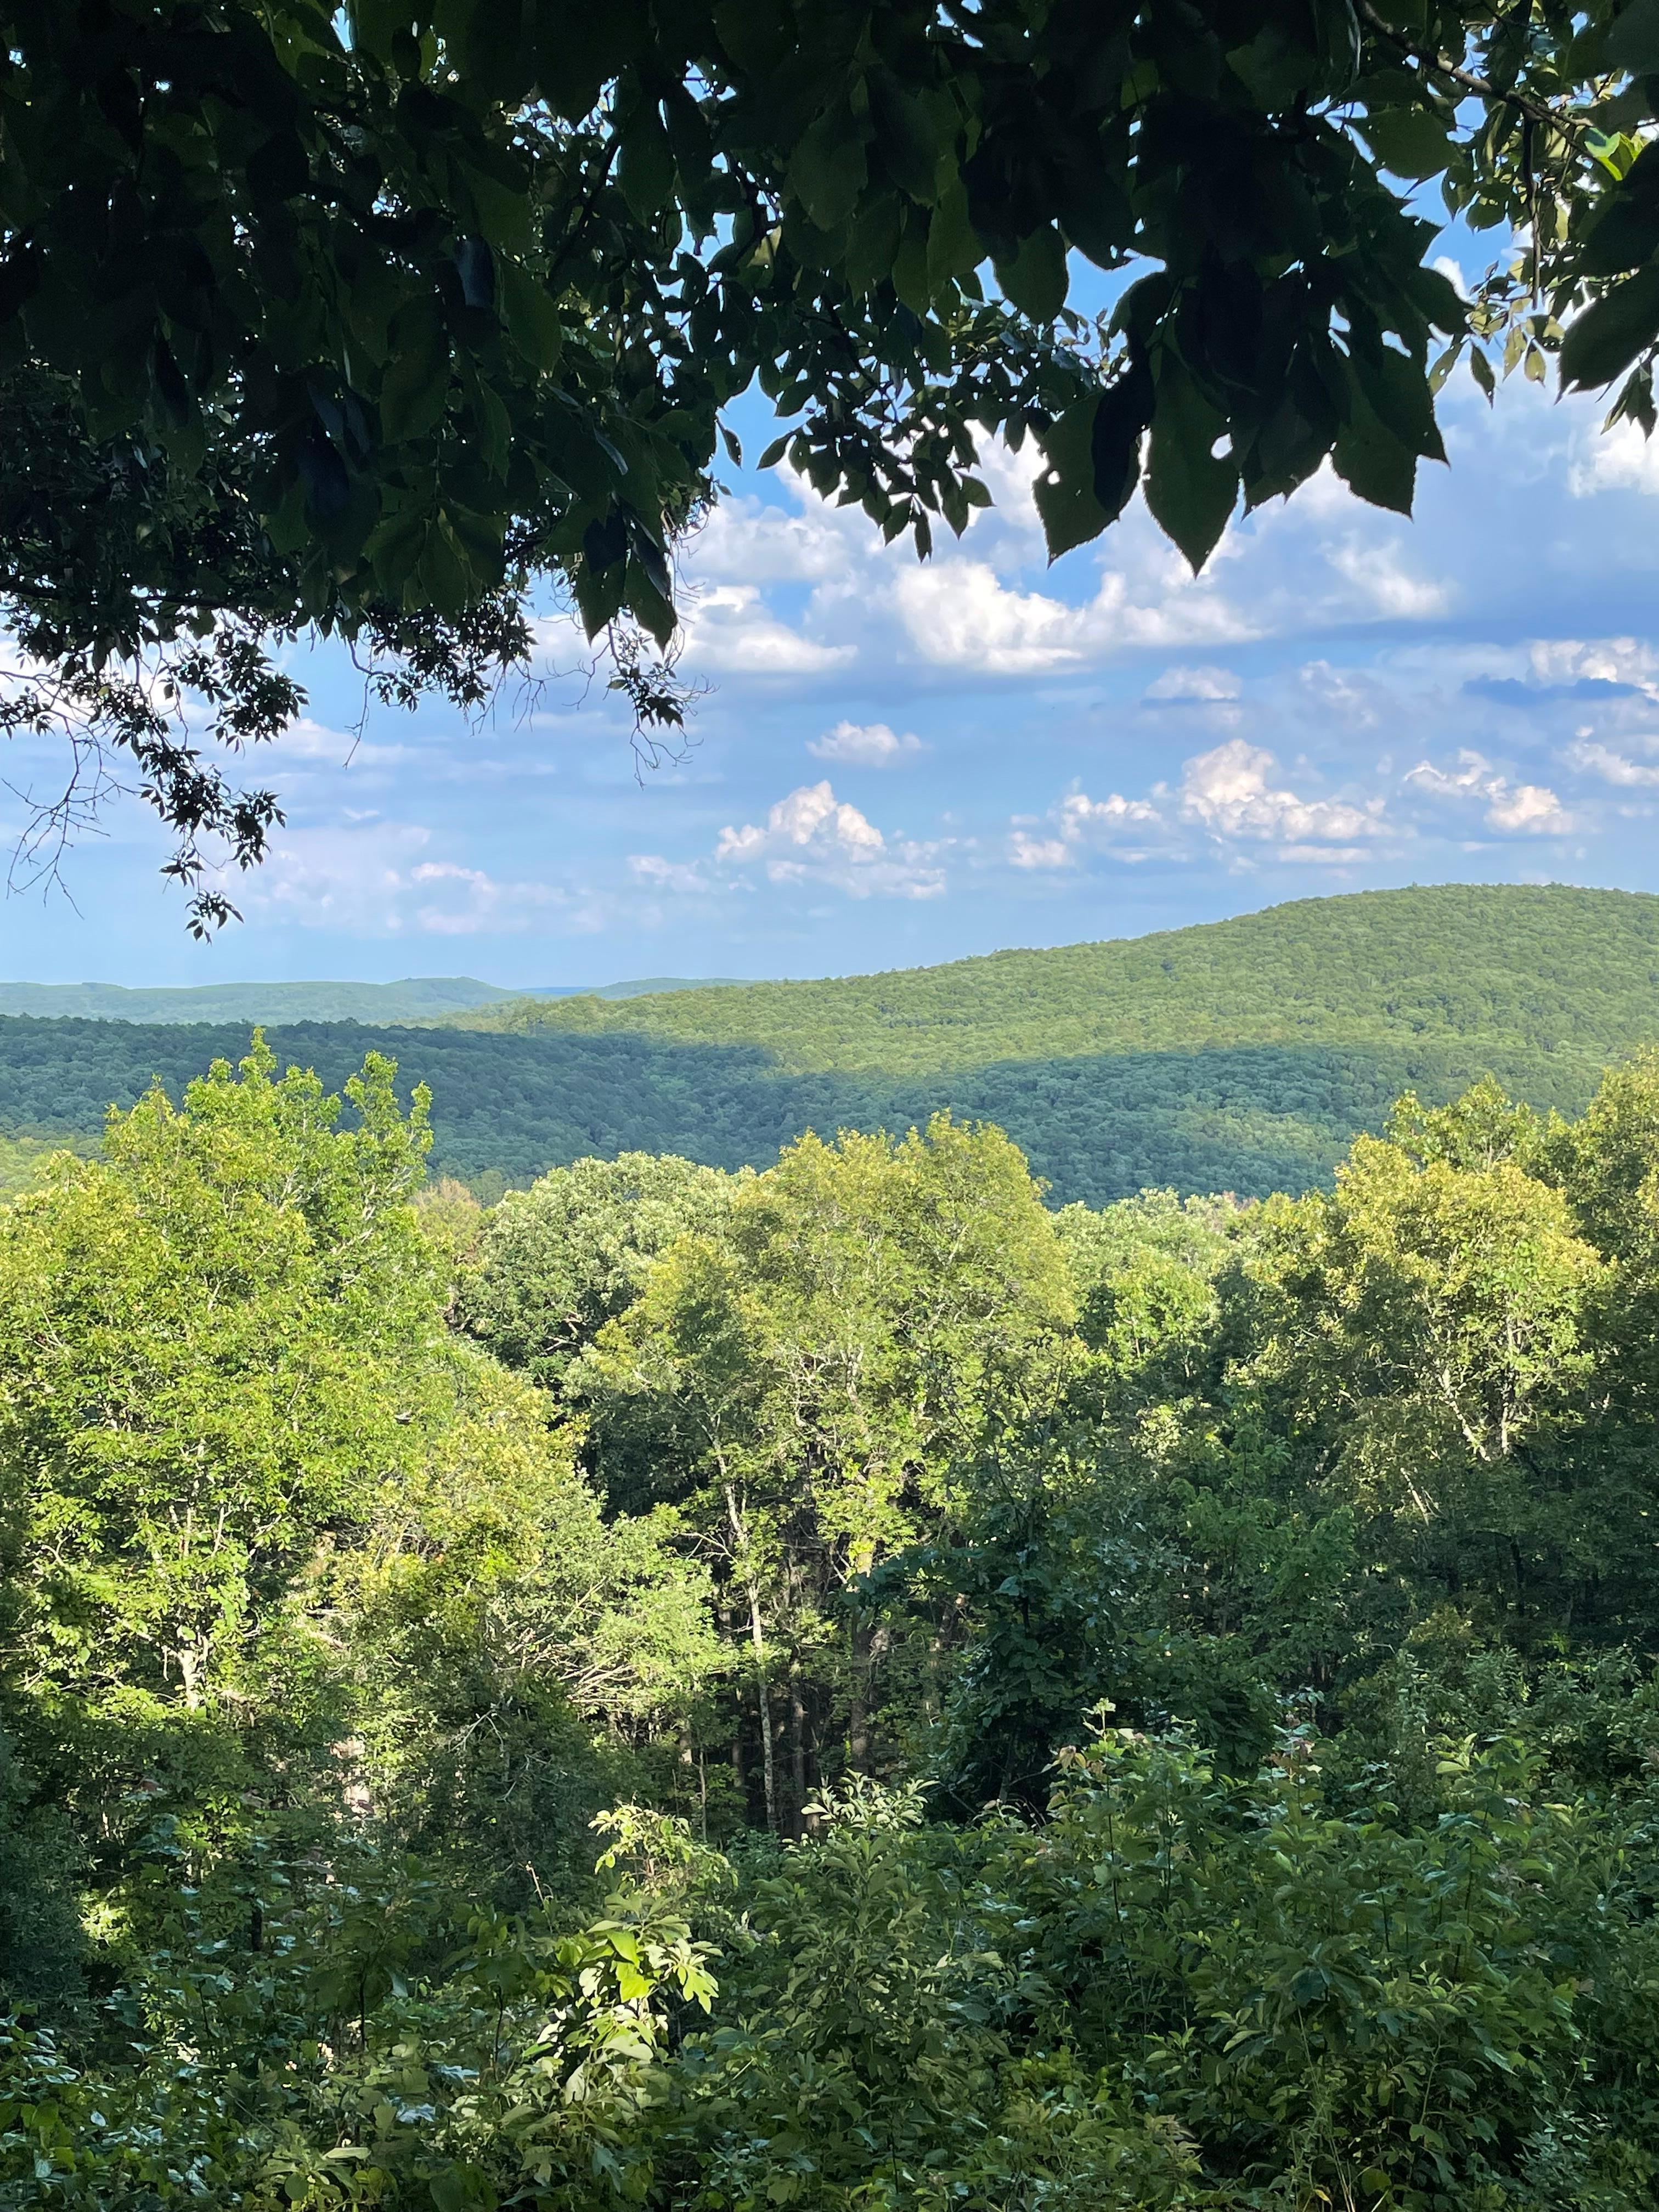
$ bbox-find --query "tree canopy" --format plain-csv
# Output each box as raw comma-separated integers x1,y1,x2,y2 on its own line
11,1043,1659,2204
3,3,1657,916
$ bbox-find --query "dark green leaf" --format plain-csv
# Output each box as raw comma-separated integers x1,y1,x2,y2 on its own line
619,101,676,221
1091,359,1154,521
1561,265,1659,390
789,109,868,234
1610,0,1659,76
1145,353,1237,572
1357,104,1454,182
1334,378,1417,515
994,225,1068,322
1033,400,1109,559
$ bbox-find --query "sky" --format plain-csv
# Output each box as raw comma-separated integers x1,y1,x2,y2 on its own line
6,245,1659,988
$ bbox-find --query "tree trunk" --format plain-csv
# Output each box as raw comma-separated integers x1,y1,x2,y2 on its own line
848,1615,870,1774
790,1661,808,1836
849,1618,890,1774
747,1580,777,1833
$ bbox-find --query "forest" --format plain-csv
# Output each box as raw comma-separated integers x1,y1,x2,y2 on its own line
5,1030,1659,2209
4,886,1659,1206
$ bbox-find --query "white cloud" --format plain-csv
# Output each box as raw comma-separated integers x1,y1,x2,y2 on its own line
1489,783,1573,832
629,853,713,893
679,584,855,674
1567,734,1659,788
274,716,413,768
1568,418,1659,497
1008,833,1076,870
1432,254,1471,301
1528,636,1659,691
240,823,558,934
808,719,927,766
1299,659,1383,726
1146,664,1242,702
1008,787,1165,868
1406,749,1573,834
1324,538,1452,620
715,781,945,899
1179,740,1385,849
687,494,857,584
1057,791,1163,840
893,555,1254,674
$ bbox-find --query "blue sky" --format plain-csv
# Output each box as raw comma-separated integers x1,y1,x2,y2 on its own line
5,245,1659,988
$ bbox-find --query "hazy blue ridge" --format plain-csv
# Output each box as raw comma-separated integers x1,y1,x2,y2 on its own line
0,976,742,1024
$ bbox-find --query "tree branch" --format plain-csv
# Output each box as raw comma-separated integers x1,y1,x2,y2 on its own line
1353,0,1578,138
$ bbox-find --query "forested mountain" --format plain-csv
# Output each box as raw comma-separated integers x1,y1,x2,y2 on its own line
3,887,1656,1205
0,974,737,1024
452,883,1659,1073
8,1043,1659,2208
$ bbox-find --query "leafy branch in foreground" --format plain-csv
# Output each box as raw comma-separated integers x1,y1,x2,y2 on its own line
1,5,1656,915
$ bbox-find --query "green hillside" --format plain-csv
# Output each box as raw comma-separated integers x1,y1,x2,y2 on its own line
0,974,741,1024
2,887,1655,1204
450,884,1659,1079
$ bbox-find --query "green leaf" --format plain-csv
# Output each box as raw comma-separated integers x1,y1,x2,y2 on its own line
417,512,473,616
428,2166,467,2212
892,213,932,314
380,318,450,443
1561,265,1659,390
1610,0,1659,76
533,0,647,119
843,192,903,294
1351,340,1444,462
789,109,868,234
1033,400,1109,558
1357,103,1454,182
867,72,950,204
1091,359,1154,521
757,435,791,470
926,181,978,290
619,101,676,222
497,259,563,372
994,224,1068,321
1145,353,1237,572
1333,377,1417,515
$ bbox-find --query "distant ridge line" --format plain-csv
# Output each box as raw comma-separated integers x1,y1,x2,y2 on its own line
0,975,746,1025
4,888,1658,1212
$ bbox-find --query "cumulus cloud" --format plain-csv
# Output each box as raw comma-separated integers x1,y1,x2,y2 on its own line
893,555,1254,674
1179,740,1386,849
1406,749,1573,834
629,854,713,893
808,719,927,766
240,823,558,934
713,781,946,898
1568,419,1659,498
614,782,951,902
1145,664,1243,702
1565,734,1659,788
1008,788,1165,869
687,493,858,585
1299,659,1384,727
1008,833,1076,870
679,584,855,674
1324,538,1452,620
1528,636,1659,692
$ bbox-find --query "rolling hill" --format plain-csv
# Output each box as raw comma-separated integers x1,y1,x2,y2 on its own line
1,885,1655,1205
0,975,740,1024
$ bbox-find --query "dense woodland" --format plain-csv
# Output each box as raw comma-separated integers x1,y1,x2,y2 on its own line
4,888,1658,1206
5,1030,1659,2208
